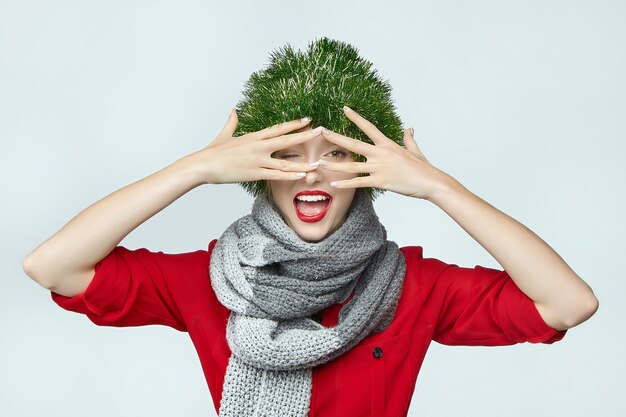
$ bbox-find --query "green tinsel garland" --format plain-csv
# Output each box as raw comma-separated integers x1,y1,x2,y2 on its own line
234,36,405,201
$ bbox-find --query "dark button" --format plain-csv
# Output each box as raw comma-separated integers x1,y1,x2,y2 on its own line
372,346,383,359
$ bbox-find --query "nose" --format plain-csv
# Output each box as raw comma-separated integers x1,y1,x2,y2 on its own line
303,159,324,185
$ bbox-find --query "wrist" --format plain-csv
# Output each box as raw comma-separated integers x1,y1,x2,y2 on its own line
171,151,209,188
425,172,468,207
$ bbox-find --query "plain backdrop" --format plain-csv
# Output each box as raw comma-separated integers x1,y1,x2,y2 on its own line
1,1,624,416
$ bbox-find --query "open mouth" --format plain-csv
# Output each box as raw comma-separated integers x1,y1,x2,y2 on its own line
293,195,332,222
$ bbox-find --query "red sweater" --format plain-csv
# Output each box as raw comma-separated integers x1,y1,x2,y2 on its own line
51,239,567,417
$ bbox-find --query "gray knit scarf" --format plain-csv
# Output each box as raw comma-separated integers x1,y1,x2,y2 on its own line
209,188,406,417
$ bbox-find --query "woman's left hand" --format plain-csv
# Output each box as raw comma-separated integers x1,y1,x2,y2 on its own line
319,106,456,200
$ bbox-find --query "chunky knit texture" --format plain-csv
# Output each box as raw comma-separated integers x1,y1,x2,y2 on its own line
209,188,407,417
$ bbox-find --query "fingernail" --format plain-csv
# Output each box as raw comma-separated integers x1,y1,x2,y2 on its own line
296,172,306,177
228,108,234,117
301,117,311,123
410,127,414,136
330,181,338,187
343,105,353,113
309,161,320,167
313,126,324,133
322,128,331,135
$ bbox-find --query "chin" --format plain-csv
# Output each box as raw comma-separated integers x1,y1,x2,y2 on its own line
290,222,332,243
297,230,328,243
282,203,349,242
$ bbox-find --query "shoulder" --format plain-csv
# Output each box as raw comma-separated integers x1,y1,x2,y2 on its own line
208,238,218,254
398,245,453,280
126,245,210,278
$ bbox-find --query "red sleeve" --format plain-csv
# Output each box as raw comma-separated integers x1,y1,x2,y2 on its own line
50,245,211,332
429,261,568,346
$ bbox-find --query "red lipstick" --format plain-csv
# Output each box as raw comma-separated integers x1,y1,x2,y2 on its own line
293,190,333,223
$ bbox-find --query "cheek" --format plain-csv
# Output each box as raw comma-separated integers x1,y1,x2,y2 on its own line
335,158,360,180
268,181,285,197
267,182,288,208
334,190,356,213
328,167,359,181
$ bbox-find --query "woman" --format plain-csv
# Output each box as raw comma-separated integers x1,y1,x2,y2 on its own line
23,38,598,417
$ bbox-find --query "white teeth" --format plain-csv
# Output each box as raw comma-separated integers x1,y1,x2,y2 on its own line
296,195,330,202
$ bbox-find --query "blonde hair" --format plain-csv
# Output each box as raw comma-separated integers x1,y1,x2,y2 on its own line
263,181,273,199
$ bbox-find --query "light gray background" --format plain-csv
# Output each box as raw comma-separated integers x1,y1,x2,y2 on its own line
1,1,623,416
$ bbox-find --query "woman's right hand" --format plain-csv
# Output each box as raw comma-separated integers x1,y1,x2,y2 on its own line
193,109,324,185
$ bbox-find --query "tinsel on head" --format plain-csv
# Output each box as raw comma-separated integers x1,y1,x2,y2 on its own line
234,36,405,201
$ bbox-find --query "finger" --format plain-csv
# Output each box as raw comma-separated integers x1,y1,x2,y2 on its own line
405,127,431,164
213,108,239,144
317,160,371,174
320,128,375,156
330,175,375,189
402,128,420,154
223,108,239,136
265,126,324,151
251,117,312,140
262,157,322,173
342,106,389,146
257,168,309,181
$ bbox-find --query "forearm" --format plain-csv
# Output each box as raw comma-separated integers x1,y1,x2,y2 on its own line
427,177,598,327
23,153,203,289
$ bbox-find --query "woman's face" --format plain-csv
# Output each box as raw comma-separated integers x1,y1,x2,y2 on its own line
268,126,358,243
